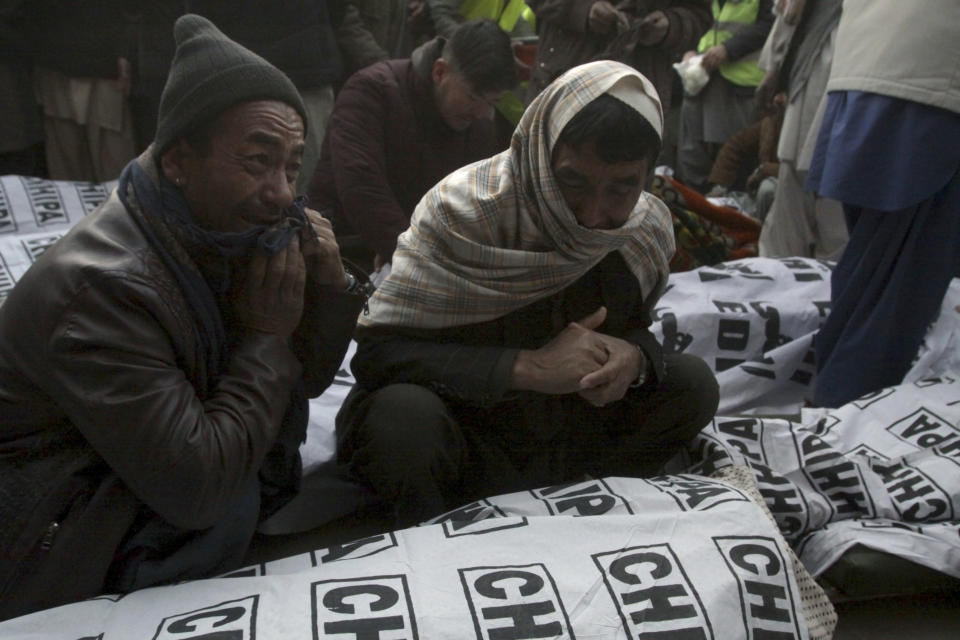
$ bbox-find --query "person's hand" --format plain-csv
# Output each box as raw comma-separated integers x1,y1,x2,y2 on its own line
706,184,728,198
747,162,778,194
588,1,627,34
782,0,804,24
236,236,306,339
682,49,698,63
578,335,646,407
407,0,426,19
301,207,348,289
700,44,728,72
407,1,432,35
373,252,386,272
636,10,669,46
512,307,610,394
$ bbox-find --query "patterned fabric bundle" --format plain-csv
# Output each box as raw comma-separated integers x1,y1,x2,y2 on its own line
359,60,676,330
651,175,761,272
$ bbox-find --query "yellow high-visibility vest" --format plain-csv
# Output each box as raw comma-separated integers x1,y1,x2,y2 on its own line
459,0,536,125
697,0,765,87
459,0,535,33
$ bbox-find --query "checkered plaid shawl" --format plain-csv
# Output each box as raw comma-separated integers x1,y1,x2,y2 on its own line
359,61,676,330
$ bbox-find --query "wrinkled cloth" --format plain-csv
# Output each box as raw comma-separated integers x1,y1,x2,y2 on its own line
361,60,675,330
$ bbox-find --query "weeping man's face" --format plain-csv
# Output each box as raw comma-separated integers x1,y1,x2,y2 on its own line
161,100,305,233
551,139,648,230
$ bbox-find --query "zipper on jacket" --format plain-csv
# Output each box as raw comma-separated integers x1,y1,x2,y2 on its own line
40,522,60,551
360,281,374,316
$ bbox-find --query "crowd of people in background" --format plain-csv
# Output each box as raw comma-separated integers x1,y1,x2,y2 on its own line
0,1,851,262
0,4,756,188
0,2,824,241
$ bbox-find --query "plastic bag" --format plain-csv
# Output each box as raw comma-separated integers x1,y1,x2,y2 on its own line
673,55,710,96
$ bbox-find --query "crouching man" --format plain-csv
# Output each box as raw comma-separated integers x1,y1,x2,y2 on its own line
0,15,367,619
336,61,719,528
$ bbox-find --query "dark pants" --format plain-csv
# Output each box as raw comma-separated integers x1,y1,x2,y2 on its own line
105,479,260,593
813,170,960,408
337,353,719,527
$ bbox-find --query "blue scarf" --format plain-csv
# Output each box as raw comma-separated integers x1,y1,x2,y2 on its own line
118,160,307,379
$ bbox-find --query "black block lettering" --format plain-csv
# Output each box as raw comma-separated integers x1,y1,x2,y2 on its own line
744,582,791,623
166,607,245,638
324,585,398,614
623,584,698,623
717,319,750,351
321,535,391,563
323,616,405,639
714,300,748,313
481,602,562,640
730,543,781,577
475,570,543,599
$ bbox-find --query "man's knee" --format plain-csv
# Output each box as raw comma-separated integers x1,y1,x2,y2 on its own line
662,353,720,434
340,384,459,455
337,384,465,487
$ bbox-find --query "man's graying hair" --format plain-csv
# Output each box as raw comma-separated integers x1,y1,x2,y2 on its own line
556,94,662,167
441,19,517,94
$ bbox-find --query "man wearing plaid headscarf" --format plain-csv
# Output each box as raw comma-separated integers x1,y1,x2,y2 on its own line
336,61,719,527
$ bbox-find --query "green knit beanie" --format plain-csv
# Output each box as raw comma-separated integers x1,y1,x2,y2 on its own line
153,14,308,157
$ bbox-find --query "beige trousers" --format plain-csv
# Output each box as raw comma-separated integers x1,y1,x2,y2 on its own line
34,67,136,183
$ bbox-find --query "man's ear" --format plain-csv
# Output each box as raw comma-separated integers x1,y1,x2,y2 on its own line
432,57,448,85
159,140,193,185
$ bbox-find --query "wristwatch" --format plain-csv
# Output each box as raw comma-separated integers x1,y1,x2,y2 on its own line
630,343,649,388
343,271,361,294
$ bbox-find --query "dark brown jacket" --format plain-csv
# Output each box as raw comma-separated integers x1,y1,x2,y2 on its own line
307,37,504,262
707,110,782,187
0,160,363,620
526,0,713,110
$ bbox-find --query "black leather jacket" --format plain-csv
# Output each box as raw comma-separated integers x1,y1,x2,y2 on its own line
0,157,364,619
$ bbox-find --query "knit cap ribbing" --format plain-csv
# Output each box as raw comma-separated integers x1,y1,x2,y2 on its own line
153,14,308,157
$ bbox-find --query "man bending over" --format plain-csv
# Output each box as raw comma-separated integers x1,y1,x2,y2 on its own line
336,61,719,527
